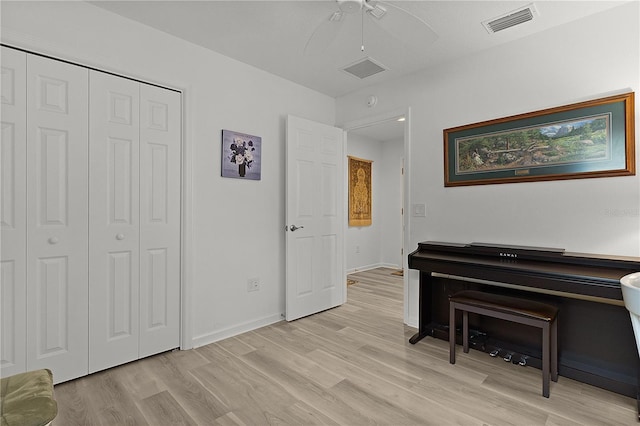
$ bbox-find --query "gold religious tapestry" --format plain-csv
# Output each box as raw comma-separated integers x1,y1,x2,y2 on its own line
348,156,372,226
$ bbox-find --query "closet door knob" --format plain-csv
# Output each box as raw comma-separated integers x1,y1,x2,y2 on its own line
116,234,125,240
48,237,59,244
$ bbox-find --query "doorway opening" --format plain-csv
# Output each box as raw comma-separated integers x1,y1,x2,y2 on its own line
342,108,411,324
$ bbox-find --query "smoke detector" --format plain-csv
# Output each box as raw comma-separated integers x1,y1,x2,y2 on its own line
337,0,363,14
482,3,539,33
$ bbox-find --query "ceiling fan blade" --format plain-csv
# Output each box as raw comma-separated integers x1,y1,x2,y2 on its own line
304,10,345,55
370,1,438,51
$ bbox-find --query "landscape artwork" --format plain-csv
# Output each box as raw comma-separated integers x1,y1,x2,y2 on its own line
444,92,635,186
455,114,611,175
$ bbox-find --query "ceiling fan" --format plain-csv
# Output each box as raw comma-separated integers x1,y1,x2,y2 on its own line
304,0,438,55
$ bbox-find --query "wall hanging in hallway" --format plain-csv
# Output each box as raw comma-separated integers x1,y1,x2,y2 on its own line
444,92,635,187
348,156,372,226
221,129,262,180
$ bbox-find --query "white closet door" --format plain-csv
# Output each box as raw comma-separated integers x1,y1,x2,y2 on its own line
1,47,27,377
25,54,89,383
89,71,140,373
139,84,181,357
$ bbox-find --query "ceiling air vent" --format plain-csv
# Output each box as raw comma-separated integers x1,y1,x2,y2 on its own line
482,3,538,33
342,57,387,79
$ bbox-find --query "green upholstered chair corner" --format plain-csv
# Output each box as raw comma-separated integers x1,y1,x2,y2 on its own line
1,369,57,426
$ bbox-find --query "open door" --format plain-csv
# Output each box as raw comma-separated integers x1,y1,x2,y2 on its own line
285,115,345,321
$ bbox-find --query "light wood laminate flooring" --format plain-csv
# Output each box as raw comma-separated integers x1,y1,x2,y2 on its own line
53,267,636,425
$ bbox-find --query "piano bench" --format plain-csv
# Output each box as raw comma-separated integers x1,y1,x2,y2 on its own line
448,290,559,398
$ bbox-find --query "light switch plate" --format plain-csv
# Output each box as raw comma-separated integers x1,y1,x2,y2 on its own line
412,203,426,217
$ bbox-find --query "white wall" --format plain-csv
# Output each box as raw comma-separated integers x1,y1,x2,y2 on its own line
1,1,336,347
346,133,382,272
345,133,404,272
335,2,640,326
3,1,638,340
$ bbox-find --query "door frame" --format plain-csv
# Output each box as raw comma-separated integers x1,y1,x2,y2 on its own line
340,107,412,325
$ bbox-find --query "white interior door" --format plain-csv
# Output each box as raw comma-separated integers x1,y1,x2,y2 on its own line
138,83,181,358
25,54,89,383
1,47,27,377
89,71,140,373
285,115,345,321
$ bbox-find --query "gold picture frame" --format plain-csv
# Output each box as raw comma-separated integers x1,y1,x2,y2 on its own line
444,92,635,186
348,156,372,226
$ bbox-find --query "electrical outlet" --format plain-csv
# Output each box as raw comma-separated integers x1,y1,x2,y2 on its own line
355,245,360,253
247,277,260,292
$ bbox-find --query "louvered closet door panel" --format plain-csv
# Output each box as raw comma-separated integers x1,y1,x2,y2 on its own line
89,71,140,373
25,54,89,383
1,47,27,377
139,84,181,357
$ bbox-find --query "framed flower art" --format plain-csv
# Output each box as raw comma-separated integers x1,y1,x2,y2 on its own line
221,129,262,180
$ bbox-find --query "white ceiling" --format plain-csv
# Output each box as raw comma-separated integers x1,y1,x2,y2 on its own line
89,0,628,143
90,0,628,99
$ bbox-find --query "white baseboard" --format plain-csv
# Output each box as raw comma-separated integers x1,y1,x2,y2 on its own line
405,315,418,329
347,262,401,274
191,313,283,349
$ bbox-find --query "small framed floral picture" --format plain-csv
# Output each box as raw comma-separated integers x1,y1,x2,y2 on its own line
221,129,262,180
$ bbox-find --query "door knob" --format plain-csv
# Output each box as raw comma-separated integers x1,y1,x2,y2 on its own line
48,237,59,244
116,233,125,240
289,225,304,232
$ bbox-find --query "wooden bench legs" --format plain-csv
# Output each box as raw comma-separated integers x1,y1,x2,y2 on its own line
540,319,559,397
449,291,558,398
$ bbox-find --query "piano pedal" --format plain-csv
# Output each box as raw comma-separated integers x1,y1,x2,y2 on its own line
469,330,487,338
518,356,528,366
489,348,501,357
503,352,513,362
469,331,487,351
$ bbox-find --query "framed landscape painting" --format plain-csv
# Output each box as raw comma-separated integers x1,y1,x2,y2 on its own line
444,92,635,187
